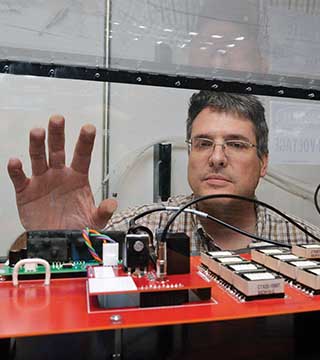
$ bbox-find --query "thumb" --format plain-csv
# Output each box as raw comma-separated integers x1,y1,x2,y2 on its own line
93,198,118,229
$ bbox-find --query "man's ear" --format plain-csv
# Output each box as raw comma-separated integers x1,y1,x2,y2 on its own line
259,154,268,177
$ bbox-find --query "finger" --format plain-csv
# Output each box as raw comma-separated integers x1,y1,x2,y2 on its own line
92,198,118,229
48,115,66,169
71,124,96,174
7,158,30,193
29,127,48,176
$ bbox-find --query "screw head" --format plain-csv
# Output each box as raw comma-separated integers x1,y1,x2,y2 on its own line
110,314,122,323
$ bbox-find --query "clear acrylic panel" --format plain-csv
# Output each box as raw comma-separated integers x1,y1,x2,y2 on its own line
0,0,107,66
1,0,320,257
0,74,105,255
1,76,320,255
1,1,320,90
110,0,320,89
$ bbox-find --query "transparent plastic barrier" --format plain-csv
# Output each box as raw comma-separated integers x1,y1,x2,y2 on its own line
1,75,320,256
1,1,320,90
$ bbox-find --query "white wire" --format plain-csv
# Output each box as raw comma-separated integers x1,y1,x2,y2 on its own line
165,206,208,218
102,136,187,196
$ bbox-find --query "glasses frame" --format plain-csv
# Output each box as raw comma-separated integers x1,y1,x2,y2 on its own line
186,137,257,156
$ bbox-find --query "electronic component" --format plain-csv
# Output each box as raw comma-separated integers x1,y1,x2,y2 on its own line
279,259,320,280
103,242,119,266
156,240,167,280
158,232,190,275
87,264,211,309
8,230,125,265
232,270,284,299
0,260,92,280
200,251,285,300
265,253,299,272
292,244,320,259
296,267,320,293
251,247,320,294
201,250,235,268
202,253,245,278
122,234,149,273
5,230,125,279
219,261,264,285
251,247,291,267
27,235,68,263
153,142,171,202
62,262,73,268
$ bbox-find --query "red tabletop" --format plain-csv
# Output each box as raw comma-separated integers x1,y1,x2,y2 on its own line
1,257,320,339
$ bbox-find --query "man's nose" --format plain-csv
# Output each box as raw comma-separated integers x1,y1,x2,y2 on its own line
208,143,228,168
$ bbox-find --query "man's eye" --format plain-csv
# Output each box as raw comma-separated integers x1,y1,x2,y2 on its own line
198,139,212,148
226,141,247,149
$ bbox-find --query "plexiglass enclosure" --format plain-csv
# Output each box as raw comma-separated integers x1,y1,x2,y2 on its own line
1,0,320,255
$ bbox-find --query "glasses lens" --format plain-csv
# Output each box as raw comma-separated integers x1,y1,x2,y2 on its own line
193,138,213,151
225,140,252,153
190,138,254,156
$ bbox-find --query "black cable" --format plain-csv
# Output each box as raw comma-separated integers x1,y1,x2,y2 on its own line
205,213,291,248
314,183,320,216
160,194,320,244
128,203,291,248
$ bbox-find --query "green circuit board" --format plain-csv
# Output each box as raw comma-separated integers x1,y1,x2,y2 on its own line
0,260,99,279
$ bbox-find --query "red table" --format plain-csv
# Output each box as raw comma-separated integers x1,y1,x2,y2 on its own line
1,257,320,339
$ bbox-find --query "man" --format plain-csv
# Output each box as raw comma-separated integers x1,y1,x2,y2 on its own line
7,91,320,254
189,0,268,73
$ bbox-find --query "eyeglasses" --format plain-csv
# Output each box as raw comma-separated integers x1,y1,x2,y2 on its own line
186,137,256,156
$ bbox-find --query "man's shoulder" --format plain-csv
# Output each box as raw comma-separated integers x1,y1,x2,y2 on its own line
256,203,320,239
106,194,193,229
162,194,194,206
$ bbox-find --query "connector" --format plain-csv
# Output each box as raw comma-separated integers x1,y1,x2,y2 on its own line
156,241,167,280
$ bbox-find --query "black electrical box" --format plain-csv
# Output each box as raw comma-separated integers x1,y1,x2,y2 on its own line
9,230,125,265
156,231,190,275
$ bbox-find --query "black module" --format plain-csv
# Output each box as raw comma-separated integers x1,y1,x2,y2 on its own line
122,234,149,270
140,290,189,307
156,232,190,275
153,143,171,202
9,230,126,264
27,236,68,262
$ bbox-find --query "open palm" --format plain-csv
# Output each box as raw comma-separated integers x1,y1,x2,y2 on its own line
7,115,116,231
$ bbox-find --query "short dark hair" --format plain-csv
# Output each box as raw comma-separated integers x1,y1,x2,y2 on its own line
186,90,269,158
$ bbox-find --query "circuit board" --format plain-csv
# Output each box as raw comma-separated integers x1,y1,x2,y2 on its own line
0,260,100,279
86,263,213,311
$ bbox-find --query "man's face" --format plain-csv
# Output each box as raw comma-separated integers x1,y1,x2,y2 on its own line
189,19,267,73
187,108,268,203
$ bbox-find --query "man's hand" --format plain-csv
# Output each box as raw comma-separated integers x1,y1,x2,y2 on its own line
7,115,117,230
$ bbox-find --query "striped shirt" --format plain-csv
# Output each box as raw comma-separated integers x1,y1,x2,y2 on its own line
106,194,320,255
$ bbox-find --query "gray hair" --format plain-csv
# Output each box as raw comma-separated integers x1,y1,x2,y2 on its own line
186,90,269,158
